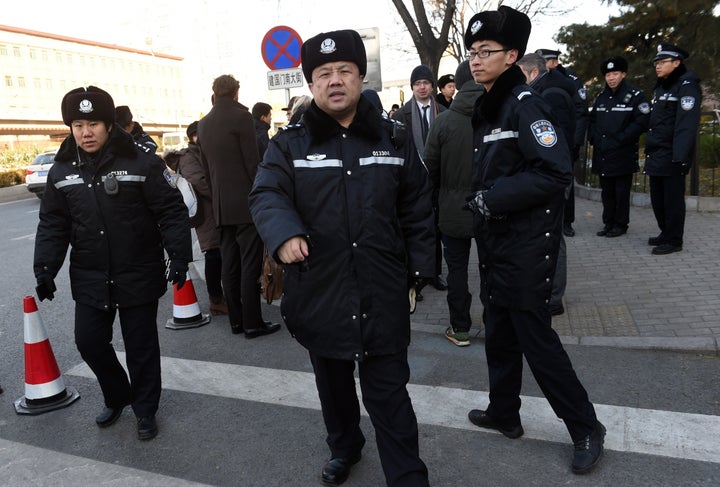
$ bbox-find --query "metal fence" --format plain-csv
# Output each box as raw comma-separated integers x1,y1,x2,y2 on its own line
575,110,720,197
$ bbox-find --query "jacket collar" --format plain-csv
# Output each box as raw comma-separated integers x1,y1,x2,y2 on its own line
56,123,137,165
303,96,383,143
656,63,687,90
475,64,527,123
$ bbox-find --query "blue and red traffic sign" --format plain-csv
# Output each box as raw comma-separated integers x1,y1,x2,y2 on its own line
261,26,303,70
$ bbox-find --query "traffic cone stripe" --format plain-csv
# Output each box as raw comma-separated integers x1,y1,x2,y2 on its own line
24,341,62,385
24,296,38,313
174,279,199,306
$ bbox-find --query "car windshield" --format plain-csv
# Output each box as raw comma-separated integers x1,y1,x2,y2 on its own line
33,154,55,165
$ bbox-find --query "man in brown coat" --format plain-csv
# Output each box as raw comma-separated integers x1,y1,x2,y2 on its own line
198,74,280,338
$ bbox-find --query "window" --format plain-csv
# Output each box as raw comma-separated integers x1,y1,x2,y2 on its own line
34,78,41,89
18,77,26,88
29,49,37,60
42,50,48,61
55,52,62,63
5,76,12,87
46,79,52,89
1,45,8,55
13,46,21,57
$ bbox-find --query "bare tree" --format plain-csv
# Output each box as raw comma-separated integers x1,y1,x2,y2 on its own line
390,0,574,77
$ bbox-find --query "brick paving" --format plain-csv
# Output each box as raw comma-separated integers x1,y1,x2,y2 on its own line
412,191,720,353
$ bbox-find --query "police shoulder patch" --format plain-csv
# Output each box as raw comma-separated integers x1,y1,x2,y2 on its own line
530,120,557,148
578,87,587,100
163,168,177,188
638,102,651,114
680,96,695,111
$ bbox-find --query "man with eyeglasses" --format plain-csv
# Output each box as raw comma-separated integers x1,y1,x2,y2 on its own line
393,65,448,296
644,43,702,255
463,6,605,475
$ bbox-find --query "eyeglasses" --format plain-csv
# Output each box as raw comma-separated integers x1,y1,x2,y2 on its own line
653,59,674,67
467,49,510,59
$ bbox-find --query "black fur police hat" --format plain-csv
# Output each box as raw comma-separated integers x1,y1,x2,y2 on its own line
115,105,133,126
653,43,689,62
535,49,561,60
454,61,473,92
437,74,455,88
601,56,628,74
301,29,367,83
61,86,115,127
464,6,532,58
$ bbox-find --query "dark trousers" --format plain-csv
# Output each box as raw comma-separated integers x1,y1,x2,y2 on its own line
310,351,429,487
599,174,633,230
649,175,686,246
220,224,264,331
441,234,480,332
74,301,160,418
434,210,443,277
564,168,575,224
550,234,566,307
484,302,597,441
204,247,223,299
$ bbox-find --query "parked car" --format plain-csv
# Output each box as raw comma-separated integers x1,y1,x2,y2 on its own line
25,151,57,198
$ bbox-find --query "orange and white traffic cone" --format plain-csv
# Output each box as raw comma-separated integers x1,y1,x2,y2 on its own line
165,272,211,330
14,296,80,415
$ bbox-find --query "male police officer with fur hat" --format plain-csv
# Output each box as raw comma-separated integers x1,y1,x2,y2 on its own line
644,43,702,255
34,86,191,441
250,30,434,486
463,6,606,474
589,56,650,238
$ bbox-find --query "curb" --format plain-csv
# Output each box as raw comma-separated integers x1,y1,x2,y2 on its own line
410,322,720,355
0,184,35,204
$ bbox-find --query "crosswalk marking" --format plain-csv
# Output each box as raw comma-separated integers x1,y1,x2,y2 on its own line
67,354,720,464
0,438,210,486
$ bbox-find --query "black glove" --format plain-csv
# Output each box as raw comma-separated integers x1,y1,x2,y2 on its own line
676,161,691,176
166,259,188,290
36,274,56,302
464,190,491,218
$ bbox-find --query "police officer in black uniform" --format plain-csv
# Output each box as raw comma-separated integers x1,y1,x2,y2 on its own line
463,7,605,474
589,56,650,238
644,43,702,255
34,86,191,440
250,30,434,486
536,48,589,237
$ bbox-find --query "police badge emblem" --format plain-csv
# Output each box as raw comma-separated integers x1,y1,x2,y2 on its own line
79,99,94,113
320,38,336,54
639,102,651,114
681,96,695,111
471,20,482,35
531,120,557,148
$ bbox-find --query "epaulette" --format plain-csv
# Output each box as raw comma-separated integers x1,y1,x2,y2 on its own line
516,90,533,101
278,123,304,131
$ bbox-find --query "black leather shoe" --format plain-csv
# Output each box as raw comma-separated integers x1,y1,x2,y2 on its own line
605,227,627,238
652,243,682,255
563,223,575,237
244,321,281,339
596,227,610,237
648,235,665,246
231,324,243,335
95,405,126,428
572,421,606,474
432,276,448,291
468,409,524,439
137,416,158,440
321,452,362,485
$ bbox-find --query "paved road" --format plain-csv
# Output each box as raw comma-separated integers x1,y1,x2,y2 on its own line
1,185,718,486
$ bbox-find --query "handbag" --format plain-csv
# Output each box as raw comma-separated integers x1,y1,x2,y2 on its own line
174,172,203,228
260,245,283,304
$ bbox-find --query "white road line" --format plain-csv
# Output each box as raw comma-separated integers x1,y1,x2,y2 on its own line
0,438,211,486
10,233,35,241
67,354,720,465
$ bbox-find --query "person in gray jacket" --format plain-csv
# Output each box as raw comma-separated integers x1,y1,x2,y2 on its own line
424,61,483,346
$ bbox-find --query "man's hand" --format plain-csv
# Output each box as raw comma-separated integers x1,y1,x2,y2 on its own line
166,259,188,290
676,161,691,175
277,236,309,264
36,274,56,302
464,190,491,218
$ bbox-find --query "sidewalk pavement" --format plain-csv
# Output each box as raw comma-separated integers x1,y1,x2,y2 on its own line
413,192,720,354
6,182,718,353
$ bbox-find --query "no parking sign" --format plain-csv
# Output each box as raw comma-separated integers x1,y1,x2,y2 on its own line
262,26,303,90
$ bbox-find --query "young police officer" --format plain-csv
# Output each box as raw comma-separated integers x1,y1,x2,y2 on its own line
34,86,191,440
589,56,650,238
249,30,434,486
463,7,605,474
644,43,702,255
